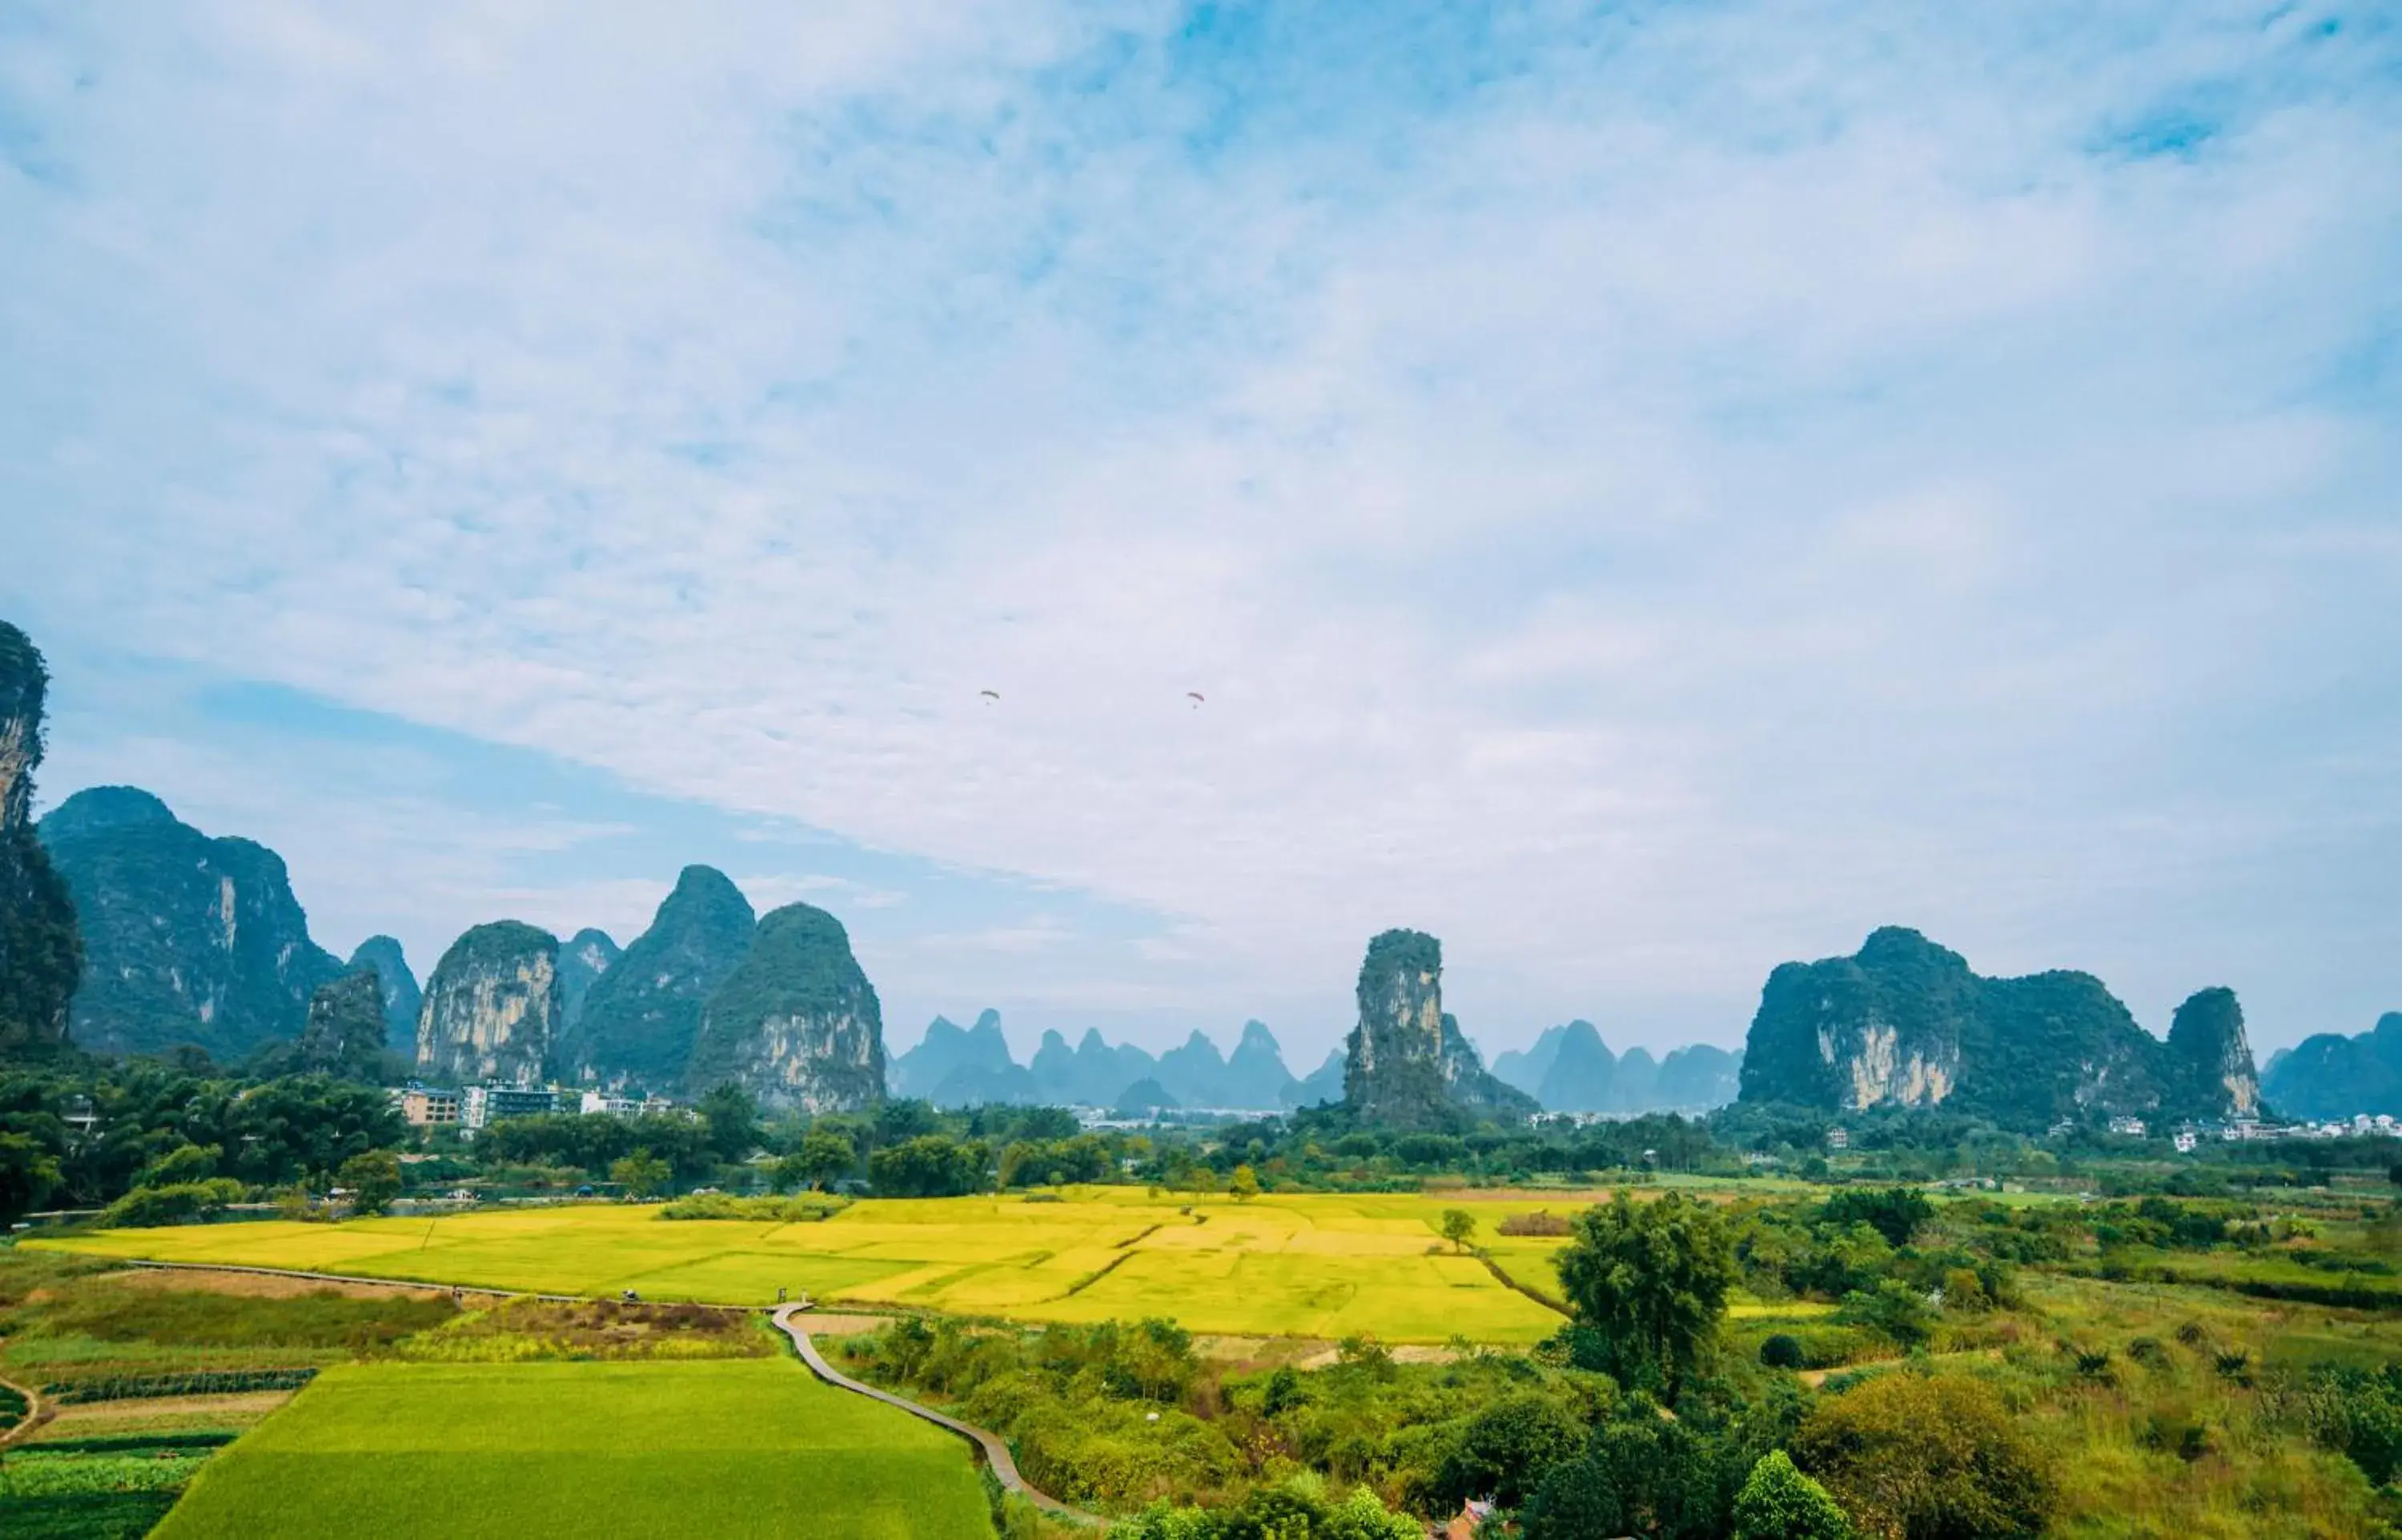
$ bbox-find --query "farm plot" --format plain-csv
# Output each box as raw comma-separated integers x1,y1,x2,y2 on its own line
43,1189,1585,1343
146,1360,995,1540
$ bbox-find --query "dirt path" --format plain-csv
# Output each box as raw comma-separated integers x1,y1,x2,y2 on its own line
0,1368,51,1449
772,1305,1103,1530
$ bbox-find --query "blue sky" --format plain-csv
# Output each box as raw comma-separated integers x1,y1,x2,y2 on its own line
3,2,2397,1067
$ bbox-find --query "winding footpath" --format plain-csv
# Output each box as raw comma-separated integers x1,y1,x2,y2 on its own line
96,1261,1102,1527
0,1370,49,1449
772,1305,1102,1529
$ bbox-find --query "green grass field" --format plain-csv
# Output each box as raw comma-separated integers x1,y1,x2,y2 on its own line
42,1189,1597,1343
146,1360,995,1539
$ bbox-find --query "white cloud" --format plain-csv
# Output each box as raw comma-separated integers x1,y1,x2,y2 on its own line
4,1,2398,1054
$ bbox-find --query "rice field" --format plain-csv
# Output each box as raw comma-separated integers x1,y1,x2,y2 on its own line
40,1189,1597,1344
145,1360,995,1539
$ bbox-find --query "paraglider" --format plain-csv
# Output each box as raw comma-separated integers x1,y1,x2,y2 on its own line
1186,692,1205,707
979,689,1000,702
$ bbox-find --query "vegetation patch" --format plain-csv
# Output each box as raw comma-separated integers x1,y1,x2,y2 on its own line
396,1296,775,1362
657,1191,849,1222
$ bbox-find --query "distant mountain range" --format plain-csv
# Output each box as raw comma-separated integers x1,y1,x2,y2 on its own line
886,1010,1331,1113
886,996,1744,1118
2262,1013,2402,1121
1488,1021,1743,1113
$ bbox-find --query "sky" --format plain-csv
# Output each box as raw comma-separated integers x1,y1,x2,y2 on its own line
3,2,2397,1069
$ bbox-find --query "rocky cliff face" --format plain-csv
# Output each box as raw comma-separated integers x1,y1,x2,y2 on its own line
0,622,79,1057
347,936,420,1057
567,867,753,1091
39,786,342,1061
1737,927,2256,1131
1440,1014,1540,1118
2165,987,2259,1120
1344,929,1533,1125
1344,929,1448,1123
415,920,560,1085
2262,1013,2402,1121
299,968,388,1081
687,902,884,1112
556,928,622,1034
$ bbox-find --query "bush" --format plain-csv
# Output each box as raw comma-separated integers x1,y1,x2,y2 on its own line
656,1192,848,1222
1732,1450,1853,1540
1791,1374,2054,1540
1433,1391,1588,1508
1761,1333,1807,1370
1837,1279,1935,1349
1821,1187,1934,1248
1115,1478,1420,1540
1499,1210,1573,1237
95,1177,246,1228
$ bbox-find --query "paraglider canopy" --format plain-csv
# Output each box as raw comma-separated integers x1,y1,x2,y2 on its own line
1186,691,1205,705
979,689,1000,700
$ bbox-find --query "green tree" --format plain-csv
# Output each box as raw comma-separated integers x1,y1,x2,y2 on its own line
1552,1191,1737,1402
868,1134,988,1197
1790,1374,2055,1540
1435,1391,1587,1508
1733,1450,1853,1540
1838,1278,1935,1349
610,1147,672,1199
1230,1164,1261,1201
1521,1412,1729,1540
338,1149,404,1216
1440,1208,1476,1253
697,1081,760,1161
793,1126,856,1190
1820,1187,1934,1248
0,1130,62,1225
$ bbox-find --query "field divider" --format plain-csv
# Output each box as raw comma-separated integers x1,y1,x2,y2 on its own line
772,1305,1105,1530
1059,1250,1137,1297
1473,1252,1572,1317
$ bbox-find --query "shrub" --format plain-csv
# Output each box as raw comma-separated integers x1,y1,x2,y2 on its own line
656,1192,848,1222
1732,1450,1854,1540
1821,1188,1934,1248
1499,1211,1573,1237
1761,1333,1807,1370
96,1177,246,1228
1838,1280,1935,1350
1791,1374,2055,1540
